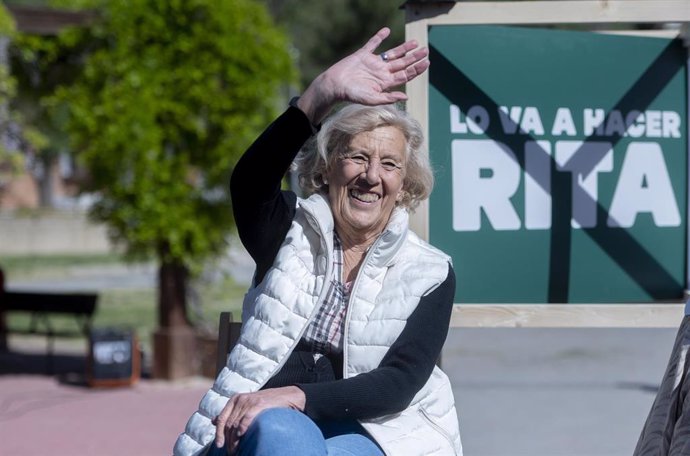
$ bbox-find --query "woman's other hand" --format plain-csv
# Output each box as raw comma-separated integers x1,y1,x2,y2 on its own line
297,27,429,125
212,386,306,455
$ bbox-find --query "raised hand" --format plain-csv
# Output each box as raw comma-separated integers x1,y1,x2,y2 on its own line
297,27,429,124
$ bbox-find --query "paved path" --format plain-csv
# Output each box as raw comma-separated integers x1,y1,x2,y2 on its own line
443,327,677,456
0,372,207,456
0,342,208,456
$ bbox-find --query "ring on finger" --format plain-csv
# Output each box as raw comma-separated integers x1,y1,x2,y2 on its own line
380,52,390,62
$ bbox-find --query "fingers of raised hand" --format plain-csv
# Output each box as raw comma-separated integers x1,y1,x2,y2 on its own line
386,46,429,73
363,27,392,52
378,44,429,89
390,59,430,88
407,59,431,79
379,39,421,64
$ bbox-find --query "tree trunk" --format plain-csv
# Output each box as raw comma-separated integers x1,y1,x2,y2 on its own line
153,252,197,379
158,259,191,329
35,154,55,208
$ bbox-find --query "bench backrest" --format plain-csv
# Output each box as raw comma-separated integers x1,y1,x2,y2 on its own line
215,311,242,375
3,291,98,316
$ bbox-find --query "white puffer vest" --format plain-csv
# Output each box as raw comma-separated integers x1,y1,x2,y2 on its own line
174,194,462,456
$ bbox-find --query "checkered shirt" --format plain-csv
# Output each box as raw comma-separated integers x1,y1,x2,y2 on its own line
302,233,351,356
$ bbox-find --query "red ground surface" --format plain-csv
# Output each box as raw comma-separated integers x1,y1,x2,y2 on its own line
0,349,211,456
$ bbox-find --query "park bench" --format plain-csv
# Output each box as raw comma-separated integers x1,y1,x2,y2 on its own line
2,291,98,366
215,311,242,375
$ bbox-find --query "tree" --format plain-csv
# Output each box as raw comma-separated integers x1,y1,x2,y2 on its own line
0,3,48,200
0,4,20,190
44,0,295,377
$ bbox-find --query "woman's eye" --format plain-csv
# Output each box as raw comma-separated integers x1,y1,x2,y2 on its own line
350,155,367,164
382,161,399,171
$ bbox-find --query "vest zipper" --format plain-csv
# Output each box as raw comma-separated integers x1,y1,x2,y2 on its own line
341,233,385,379
257,209,334,389
418,407,457,454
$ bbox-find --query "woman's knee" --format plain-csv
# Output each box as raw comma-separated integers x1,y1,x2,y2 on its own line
248,408,310,438
239,408,327,456
325,434,384,456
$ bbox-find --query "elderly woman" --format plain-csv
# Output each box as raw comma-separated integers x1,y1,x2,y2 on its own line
174,28,461,456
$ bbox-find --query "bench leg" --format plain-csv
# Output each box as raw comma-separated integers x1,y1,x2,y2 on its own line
47,333,55,375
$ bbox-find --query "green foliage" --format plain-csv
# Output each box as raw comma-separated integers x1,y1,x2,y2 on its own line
0,62,20,168
0,3,49,183
0,4,16,36
10,2,100,176
47,0,295,268
0,4,17,165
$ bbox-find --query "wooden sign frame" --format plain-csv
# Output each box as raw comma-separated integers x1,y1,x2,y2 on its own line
404,0,690,327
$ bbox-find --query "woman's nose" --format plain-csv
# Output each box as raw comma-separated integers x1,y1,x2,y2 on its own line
363,160,382,184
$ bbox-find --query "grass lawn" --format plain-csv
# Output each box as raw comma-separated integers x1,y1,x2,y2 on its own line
2,253,125,276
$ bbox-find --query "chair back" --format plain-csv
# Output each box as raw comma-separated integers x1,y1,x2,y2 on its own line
215,312,242,375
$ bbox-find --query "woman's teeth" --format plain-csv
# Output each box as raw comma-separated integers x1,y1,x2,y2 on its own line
350,189,380,203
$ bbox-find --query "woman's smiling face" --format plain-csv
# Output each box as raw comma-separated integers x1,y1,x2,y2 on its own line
325,125,407,242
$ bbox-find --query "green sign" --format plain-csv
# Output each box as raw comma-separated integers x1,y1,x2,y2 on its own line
428,25,687,303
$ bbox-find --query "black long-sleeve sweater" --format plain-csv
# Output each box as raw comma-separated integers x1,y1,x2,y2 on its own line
229,106,455,421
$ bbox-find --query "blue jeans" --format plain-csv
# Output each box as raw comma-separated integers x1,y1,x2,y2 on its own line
206,408,384,456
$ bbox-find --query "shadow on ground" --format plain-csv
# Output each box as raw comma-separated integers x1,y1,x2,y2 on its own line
0,349,93,386
0,349,151,387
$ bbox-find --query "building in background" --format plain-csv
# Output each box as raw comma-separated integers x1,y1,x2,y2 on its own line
0,4,93,211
